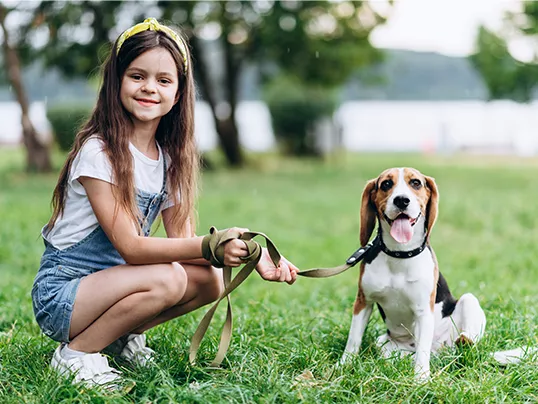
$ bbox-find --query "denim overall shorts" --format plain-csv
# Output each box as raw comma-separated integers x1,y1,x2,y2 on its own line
31,160,168,343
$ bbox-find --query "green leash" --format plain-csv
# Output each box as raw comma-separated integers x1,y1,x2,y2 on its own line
189,227,371,367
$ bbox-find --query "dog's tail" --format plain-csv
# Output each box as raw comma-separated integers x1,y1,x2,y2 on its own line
493,346,538,365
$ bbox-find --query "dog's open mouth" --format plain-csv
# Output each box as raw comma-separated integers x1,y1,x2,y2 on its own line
386,213,419,244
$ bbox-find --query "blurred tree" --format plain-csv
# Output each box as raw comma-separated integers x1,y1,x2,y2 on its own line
19,0,385,166
471,4,538,102
0,3,51,172
159,1,385,163
264,74,338,156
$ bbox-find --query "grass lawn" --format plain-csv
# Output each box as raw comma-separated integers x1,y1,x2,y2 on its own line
0,148,537,403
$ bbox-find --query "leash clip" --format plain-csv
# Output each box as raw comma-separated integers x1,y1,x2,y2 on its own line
346,244,371,266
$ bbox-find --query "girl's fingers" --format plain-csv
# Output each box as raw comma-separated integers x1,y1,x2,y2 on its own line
281,257,298,285
279,261,289,282
223,258,235,267
290,267,298,282
274,262,281,279
223,239,248,263
282,256,299,272
224,244,300,285
236,240,249,255
285,267,292,283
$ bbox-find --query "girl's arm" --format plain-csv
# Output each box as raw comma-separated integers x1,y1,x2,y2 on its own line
162,206,194,238
79,176,247,266
161,199,299,284
162,205,209,265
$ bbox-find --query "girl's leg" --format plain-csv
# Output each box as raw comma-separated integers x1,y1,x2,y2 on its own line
132,263,223,333
68,262,188,353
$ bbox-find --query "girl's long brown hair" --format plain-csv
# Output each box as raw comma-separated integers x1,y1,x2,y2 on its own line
47,27,199,236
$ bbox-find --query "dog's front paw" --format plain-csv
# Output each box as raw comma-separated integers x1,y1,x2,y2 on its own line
338,351,355,367
414,368,430,382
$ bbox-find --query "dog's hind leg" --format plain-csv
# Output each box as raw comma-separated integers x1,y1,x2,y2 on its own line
493,346,538,365
449,293,486,346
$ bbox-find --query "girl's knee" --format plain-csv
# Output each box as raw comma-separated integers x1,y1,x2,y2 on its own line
153,263,188,306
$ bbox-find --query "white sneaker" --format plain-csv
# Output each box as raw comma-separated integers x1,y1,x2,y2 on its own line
120,334,155,366
51,344,121,388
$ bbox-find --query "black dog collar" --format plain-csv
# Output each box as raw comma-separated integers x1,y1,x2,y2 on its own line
377,214,427,259
378,236,427,258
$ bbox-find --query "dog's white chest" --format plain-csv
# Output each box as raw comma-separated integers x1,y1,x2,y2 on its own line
361,251,435,334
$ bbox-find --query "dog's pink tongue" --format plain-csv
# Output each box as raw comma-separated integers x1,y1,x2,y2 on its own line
390,217,413,244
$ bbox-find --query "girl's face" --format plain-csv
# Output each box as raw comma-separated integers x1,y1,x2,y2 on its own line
120,48,179,127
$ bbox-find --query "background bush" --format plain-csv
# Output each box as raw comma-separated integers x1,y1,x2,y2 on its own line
264,75,337,156
46,103,93,151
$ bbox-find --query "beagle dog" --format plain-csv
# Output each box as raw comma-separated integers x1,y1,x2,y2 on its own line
340,167,486,379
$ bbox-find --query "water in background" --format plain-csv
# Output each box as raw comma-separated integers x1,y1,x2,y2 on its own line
1,100,538,156
337,101,538,156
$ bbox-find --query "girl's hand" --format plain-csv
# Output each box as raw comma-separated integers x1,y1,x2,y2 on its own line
256,248,299,285
222,227,250,267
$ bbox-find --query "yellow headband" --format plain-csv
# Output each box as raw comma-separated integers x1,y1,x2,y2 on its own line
116,18,188,72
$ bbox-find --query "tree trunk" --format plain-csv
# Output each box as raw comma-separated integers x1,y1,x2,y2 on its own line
215,116,242,166
190,36,243,167
0,5,52,172
219,23,242,167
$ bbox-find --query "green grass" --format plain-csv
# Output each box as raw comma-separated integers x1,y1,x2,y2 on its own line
1,148,537,403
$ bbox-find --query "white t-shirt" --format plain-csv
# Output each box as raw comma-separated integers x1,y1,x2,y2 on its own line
44,136,178,250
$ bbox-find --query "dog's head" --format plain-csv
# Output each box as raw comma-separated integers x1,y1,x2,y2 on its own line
360,168,439,246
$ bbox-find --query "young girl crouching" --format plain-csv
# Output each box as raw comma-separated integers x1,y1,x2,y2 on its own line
31,18,298,388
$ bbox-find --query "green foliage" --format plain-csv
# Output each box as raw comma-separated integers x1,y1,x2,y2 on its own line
264,75,336,156
1,148,538,402
251,1,385,87
471,3,538,102
515,1,538,37
9,1,388,166
470,26,538,102
17,1,385,89
46,103,92,151
15,1,120,78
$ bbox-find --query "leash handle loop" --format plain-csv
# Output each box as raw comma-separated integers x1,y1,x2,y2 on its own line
189,227,281,367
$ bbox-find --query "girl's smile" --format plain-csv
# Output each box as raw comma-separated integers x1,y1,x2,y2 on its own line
136,98,160,107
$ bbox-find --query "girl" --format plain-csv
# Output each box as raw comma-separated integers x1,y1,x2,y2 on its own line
31,18,298,388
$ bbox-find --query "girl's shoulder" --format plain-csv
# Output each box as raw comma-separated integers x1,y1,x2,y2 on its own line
70,135,112,182
80,135,106,154
73,135,108,164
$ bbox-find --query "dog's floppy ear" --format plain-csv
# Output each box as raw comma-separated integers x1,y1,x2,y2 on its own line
424,176,439,240
360,179,378,246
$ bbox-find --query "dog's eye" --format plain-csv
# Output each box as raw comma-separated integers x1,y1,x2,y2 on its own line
380,179,393,191
410,179,422,189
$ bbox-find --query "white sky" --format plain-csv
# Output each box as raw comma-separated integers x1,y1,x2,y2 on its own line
369,0,534,61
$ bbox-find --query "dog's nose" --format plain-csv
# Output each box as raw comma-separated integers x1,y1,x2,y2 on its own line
394,195,410,210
